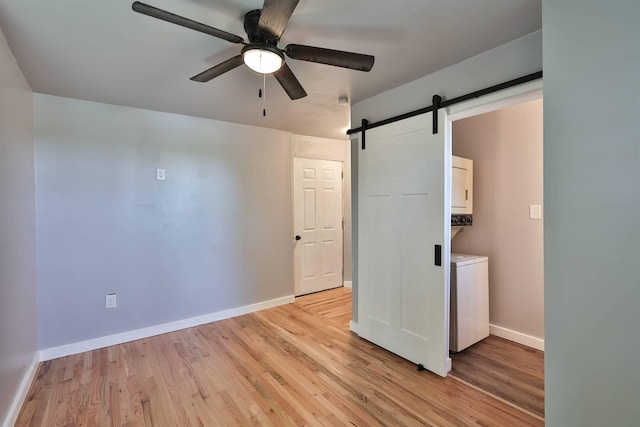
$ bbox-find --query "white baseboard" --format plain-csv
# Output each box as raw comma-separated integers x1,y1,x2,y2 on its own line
343,281,352,289
40,295,295,361
490,324,544,351
349,320,358,334
3,351,40,427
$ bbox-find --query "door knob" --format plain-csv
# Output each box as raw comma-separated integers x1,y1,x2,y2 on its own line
295,235,301,241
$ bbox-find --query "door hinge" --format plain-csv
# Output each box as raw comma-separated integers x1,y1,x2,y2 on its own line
341,171,344,179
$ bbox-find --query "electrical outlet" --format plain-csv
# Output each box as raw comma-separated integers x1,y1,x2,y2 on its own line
529,204,542,220
156,168,166,181
106,293,117,309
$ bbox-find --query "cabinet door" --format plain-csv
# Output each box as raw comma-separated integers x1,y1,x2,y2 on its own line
452,156,473,214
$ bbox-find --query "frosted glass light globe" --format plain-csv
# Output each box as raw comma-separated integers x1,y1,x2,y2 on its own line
243,48,284,74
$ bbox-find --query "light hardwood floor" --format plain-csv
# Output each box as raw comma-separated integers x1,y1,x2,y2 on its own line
450,335,545,419
16,287,543,426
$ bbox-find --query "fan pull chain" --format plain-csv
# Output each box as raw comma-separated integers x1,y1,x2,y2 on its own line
262,73,267,117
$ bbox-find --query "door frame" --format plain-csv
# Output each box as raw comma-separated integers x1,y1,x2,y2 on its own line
446,80,543,122
444,79,543,356
291,156,346,296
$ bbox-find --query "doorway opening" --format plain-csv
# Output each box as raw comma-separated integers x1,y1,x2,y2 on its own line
446,90,544,419
349,77,543,398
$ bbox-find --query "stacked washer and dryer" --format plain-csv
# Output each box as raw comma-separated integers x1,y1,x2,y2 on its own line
450,156,490,352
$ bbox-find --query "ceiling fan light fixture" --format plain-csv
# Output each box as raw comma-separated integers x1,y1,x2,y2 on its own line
132,1,374,101
242,45,284,74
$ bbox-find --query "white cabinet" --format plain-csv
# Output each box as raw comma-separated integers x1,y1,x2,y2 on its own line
452,156,473,215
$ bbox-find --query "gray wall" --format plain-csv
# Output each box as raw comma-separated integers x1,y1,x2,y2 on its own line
350,30,542,323
0,27,37,423
35,94,294,349
452,99,544,340
543,1,640,425
292,134,352,282
351,31,542,126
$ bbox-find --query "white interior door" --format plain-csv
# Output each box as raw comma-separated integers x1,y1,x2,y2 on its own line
357,112,450,376
293,158,343,296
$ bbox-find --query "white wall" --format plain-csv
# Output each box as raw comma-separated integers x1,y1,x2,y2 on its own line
350,30,542,322
0,27,37,425
292,135,352,282
543,0,640,425
452,99,544,340
35,94,294,349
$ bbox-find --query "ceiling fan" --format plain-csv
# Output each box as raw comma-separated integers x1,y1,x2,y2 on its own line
132,0,375,100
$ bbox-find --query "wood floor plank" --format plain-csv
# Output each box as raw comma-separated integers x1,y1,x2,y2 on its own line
16,287,543,426
450,334,545,418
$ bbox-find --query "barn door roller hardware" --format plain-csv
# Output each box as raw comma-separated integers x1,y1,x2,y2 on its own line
432,94,442,134
361,119,369,150
349,71,542,148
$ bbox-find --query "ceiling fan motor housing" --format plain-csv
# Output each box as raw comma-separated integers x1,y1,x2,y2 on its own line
244,9,277,45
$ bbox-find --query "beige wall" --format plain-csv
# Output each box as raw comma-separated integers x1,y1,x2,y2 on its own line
292,135,352,282
452,99,544,339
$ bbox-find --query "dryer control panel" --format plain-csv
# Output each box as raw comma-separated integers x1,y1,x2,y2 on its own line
451,214,473,226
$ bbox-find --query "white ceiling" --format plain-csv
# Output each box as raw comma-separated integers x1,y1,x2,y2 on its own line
0,0,540,140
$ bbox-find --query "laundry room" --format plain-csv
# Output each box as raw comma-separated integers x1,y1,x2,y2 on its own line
448,97,545,418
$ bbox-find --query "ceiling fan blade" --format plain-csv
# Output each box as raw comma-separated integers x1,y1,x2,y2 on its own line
132,2,244,44
273,64,307,100
190,55,244,82
258,0,300,39
285,44,375,72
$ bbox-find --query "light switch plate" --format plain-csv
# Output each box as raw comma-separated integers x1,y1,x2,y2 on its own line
156,168,166,181
529,204,542,220
106,293,117,309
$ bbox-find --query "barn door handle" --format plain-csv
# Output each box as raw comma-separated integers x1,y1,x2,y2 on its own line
295,235,301,241
435,244,442,266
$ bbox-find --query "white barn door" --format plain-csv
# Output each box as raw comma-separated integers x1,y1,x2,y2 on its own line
293,158,343,296
357,112,450,376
